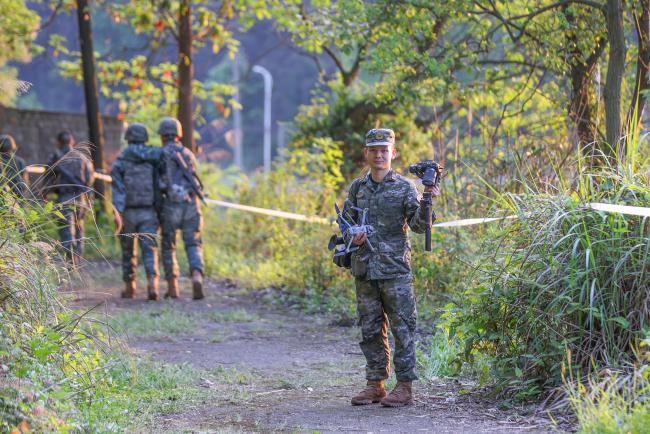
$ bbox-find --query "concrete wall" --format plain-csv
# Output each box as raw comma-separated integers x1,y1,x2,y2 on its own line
0,106,123,168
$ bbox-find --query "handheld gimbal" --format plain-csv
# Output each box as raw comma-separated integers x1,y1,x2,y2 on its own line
409,160,443,252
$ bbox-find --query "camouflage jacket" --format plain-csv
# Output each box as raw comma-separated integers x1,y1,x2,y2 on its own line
111,144,164,214
160,140,200,203
342,169,435,280
0,152,28,197
46,145,95,203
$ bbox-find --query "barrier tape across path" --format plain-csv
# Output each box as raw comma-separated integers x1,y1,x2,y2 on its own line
25,166,650,226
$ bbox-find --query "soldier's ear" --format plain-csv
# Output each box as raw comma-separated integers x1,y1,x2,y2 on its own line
363,148,368,158
391,147,397,160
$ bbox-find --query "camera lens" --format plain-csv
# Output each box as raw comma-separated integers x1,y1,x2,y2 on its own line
408,165,417,174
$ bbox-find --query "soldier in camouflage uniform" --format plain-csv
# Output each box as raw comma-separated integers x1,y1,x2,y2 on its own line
0,134,28,197
158,117,205,300
111,123,164,300
344,128,441,407
46,131,95,266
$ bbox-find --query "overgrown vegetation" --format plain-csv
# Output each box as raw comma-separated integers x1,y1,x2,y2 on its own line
0,175,123,432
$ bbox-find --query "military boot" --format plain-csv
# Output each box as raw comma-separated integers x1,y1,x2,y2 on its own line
165,277,179,299
122,281,136,298
147,275,159,301
351,380,386,405
380,381,413,407
192,270,204,300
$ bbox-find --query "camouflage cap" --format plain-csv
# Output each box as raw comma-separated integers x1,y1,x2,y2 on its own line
157,117,183,138
124,122,149,142
0,134,16,153
365,128,395,147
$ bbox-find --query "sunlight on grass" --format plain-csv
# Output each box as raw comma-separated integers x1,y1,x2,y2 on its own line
110,307,200,338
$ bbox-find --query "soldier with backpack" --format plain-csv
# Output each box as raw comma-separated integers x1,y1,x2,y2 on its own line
157,117,205,300
111,123,164,300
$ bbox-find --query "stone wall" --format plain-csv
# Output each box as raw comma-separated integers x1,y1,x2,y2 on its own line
0,106,123,168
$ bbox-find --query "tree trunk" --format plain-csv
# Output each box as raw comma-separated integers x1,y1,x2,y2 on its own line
626,0,650,136
603,0,627,158
76,0,106,198
177,0,195,152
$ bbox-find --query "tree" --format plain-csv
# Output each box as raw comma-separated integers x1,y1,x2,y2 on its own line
77,0,106,197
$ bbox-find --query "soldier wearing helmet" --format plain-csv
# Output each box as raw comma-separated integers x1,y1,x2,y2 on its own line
345,128,441,408
111,122,165,300
0,134,28,197
157,117,205,300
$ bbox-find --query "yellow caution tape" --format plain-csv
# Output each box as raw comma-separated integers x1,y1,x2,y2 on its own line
26,165,46,174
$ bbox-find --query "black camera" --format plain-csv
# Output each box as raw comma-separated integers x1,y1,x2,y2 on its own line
408,160,443,187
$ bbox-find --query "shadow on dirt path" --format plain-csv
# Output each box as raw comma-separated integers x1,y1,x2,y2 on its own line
69,262,554,434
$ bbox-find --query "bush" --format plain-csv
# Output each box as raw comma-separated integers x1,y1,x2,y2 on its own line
443,149,650,399
0,167,123,432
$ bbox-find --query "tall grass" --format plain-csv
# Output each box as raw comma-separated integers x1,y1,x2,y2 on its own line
442,138,650,399
0,156,127,432
566,334,650,433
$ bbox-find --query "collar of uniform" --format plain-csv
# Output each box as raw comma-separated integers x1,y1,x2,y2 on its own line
59,145,71,154
361,169,396,184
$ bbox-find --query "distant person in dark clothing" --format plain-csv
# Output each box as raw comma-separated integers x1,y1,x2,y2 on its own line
0,134,28,197
46,130,95,266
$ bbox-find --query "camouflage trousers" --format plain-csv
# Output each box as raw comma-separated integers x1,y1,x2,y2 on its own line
161,198,204,279
355,276,418,382
57,196,87,259
120,207,160,282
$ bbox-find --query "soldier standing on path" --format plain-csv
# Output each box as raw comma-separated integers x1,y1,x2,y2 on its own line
111,123,164,300
344,128,441,407
157,117,205,300
0,134,28,197
46,130,95,266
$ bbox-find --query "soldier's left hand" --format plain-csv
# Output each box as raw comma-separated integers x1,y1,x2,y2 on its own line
424,184,441,197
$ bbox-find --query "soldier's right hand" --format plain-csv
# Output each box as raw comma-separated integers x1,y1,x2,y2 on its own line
352,232,367,246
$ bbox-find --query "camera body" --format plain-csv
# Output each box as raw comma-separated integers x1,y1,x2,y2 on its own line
408,160,443,187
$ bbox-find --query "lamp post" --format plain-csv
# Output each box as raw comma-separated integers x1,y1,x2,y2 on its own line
232,51,243,170
252,65,273,171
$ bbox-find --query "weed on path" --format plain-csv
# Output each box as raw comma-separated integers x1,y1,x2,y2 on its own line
68,263,553,433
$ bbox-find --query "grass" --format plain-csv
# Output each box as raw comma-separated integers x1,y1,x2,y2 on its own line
211,308,259,323
109,305,201,338
567,335,650,433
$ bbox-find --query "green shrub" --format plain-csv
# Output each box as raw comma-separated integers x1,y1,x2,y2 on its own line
567,334,650,434
443,147,650,398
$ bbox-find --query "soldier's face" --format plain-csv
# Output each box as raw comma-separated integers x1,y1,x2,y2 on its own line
364,145,396,170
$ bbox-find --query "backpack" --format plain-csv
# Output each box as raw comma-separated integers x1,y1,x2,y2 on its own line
122,159,155,207
164,147,196,203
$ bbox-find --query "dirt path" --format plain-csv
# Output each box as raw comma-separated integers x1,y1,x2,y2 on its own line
71,263,551,434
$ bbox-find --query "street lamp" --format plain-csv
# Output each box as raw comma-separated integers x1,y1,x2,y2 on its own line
252,65,273,171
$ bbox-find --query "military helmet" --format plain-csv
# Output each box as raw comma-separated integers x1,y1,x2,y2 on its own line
157,117,183,138
124,122,149,142
365,128,395,147
0,134,16,153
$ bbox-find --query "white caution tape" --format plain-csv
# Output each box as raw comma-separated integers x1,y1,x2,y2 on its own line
588,203,650,217
205,198,335,225
26,166,113,182
432,216,515,228
25,164,650,225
